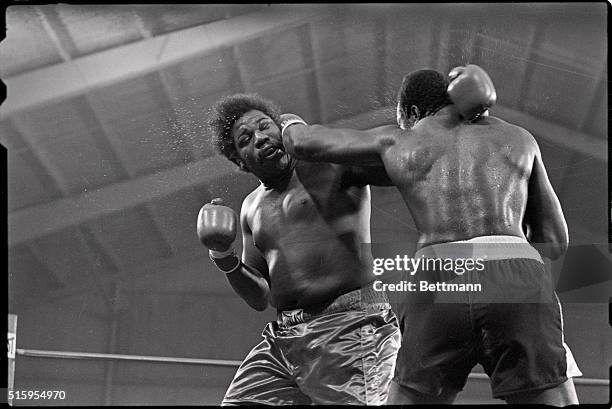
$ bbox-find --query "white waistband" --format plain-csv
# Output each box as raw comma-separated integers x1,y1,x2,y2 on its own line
415,235,543,263
452,235,528,244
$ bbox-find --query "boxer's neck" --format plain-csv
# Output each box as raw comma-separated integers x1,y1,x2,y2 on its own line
260,159,296,191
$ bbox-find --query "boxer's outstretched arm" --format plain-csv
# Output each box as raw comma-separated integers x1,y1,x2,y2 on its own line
223,200,270,311
523,134,569,260
283,123,398,166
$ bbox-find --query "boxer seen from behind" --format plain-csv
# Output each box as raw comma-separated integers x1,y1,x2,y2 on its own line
281,65,581,406
197,80,490,405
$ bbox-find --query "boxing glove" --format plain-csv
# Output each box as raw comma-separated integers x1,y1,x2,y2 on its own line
447,64,497,121
280,113,307,138
197,198,238,254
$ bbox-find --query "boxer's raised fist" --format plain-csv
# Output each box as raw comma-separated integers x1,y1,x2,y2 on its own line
447,64,497,121
197,198,238,252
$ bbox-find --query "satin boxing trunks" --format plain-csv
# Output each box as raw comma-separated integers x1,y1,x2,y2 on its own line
393,236,581,399
222,285,401,405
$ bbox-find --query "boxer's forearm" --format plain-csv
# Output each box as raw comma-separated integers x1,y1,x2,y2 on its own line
284,124,386,166
223,260,270,311
525,149,569,260
524,195,569,260
527,226,568,261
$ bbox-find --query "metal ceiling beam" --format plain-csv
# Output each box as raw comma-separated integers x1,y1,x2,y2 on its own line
306,23,324,123
34,6,74,62
1,5,322,117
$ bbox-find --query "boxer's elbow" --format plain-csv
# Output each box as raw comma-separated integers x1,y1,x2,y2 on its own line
250,298,268,311
246,290,269,311
550,229,569,260
535,224,569,260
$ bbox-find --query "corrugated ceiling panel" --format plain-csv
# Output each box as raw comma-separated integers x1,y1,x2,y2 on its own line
162,89,242,160
383,13,437,103
538,12,606,79
83,204,173,270
9,244,63,306
559,153,608,238
11,96,128,194
28,226,100,287
162,48,236,99
583,83,607,140
523,57,598,130
236,26,308,83
7,148,63,212
147,187,212,257
55,5,144,57
318,51,380,123
0,119,26,151
89,72,193,176
310,12,378,65
252,72,318,124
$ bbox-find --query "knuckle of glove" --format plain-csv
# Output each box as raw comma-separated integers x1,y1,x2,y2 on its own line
280,113,305,127
448,66,464,81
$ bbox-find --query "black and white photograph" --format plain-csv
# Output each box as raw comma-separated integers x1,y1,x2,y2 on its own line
2,3,609,406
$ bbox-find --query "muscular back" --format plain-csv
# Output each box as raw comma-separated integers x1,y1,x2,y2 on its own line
383,115,536,249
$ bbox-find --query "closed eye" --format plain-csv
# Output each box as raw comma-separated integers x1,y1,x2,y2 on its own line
239,133,252,146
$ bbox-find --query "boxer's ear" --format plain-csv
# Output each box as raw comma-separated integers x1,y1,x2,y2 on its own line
236,160,249,173
231,155,249,173
407,105,420,128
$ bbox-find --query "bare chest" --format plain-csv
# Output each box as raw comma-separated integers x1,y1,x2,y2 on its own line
249,173,330,248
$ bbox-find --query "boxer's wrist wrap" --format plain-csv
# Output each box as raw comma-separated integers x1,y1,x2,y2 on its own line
209,249,241,274
209,247,235,259
281,118,307,138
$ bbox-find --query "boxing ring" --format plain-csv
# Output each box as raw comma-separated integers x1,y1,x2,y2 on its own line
12,347,610,387
6,305,611,405
9,342,609,402
11,347,608,387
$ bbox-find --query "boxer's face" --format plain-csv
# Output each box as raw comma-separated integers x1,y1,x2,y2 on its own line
231,109,292,177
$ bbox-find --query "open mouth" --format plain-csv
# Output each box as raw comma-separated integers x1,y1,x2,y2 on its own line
261,145,283,160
